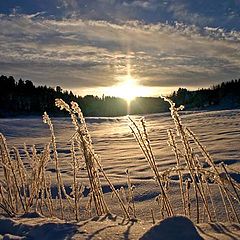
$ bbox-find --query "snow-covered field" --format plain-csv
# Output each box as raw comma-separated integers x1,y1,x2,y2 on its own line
0,109,240,239
1,110,240,180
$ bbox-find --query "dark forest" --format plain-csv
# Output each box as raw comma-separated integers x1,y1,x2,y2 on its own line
0,75,240,117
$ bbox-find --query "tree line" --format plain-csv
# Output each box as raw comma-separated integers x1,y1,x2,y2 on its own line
171,79,240,110
0,75,239,117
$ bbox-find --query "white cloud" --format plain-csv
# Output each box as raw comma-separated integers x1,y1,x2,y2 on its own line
123,1,156,10
0,14,240,95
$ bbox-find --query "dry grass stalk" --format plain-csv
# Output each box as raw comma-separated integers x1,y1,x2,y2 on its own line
71,140,79,221
221,163,240,204
30,144,50,212
13,147,28,211
38,144,53,216
129,117,174,217
167,129,186,215
70,140,84,221
85,143,130,218
55,99,109,216
125,169,136,218
43,113,76,217
0,183,14,217
186,127,240,223
85,192,93,217
0,134,26,213
218,184,231,222
185,178,191,219
202,174,218,222
0,133,16,214
162,97,212,222
43,112,64,219
151,208,155,224
45,174,54,216
155,195,164,220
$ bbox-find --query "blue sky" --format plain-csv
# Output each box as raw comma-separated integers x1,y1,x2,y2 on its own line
0,0,240,95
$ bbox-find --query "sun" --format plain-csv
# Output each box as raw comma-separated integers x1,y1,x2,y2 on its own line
115,76,137,102
106,75,150,103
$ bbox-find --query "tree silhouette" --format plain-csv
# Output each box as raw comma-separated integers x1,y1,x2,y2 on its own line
0,75,239,117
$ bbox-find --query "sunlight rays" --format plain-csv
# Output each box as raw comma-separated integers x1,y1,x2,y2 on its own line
105,61,151,104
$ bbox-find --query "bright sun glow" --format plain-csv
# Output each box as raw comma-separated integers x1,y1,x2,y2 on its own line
106,75,150,102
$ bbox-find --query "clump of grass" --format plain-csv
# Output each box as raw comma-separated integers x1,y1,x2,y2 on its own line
0,133,26,215
55,99,108,216
0,133,53,217
129,117,174,217
185,127,240,223
129,96,240,223
0,98,131,220
55,99,130,219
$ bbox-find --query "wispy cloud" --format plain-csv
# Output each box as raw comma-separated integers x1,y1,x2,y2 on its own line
122,1,158,10
0,13,240,95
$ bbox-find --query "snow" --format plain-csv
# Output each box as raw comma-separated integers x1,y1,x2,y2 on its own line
0,213,240,239
140,216,203,240
0,109,240,239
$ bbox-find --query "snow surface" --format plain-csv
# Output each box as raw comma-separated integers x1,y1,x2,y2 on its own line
1,110,240,185
0,213,240,240
0,109,240,239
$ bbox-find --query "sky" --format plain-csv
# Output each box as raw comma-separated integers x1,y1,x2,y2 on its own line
0,0,240,96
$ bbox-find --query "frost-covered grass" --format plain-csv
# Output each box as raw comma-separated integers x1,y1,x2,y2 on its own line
0,98,240,228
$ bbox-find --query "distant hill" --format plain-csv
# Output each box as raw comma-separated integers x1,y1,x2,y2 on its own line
0,75,240,117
